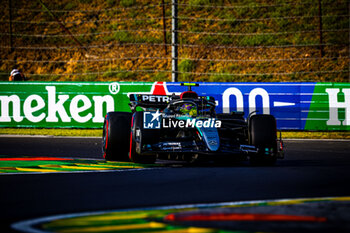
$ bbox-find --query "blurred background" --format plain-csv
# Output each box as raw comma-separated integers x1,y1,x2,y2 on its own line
0,0,349,82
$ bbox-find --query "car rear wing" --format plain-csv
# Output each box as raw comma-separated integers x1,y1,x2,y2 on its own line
129,93,216,111
129,94,173,110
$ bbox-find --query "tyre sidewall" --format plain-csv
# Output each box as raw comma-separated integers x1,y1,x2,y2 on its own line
249,114,277,165
103,112,132,161
129,112,157,164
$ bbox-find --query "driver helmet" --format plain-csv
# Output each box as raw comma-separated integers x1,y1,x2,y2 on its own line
180,103,197,117
11,69,19,76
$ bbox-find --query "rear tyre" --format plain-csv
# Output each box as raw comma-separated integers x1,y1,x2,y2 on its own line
216,113,248,163
102,112,132,161
249,114,277,166
129,111,157,164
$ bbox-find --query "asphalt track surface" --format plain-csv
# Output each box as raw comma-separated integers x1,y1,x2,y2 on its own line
0,136,350,232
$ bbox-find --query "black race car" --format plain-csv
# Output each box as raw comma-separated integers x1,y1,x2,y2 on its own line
102,83,284,165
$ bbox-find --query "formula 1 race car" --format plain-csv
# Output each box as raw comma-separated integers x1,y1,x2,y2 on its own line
102,83,284,165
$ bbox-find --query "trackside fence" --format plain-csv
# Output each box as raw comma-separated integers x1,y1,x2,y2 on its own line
0,1,349,82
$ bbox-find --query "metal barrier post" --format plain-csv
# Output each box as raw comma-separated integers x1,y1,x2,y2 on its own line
171,0,178,82
8,0,13,52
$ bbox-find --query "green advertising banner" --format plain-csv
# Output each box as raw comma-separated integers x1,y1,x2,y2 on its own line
305,82,350,131
0,81,349,130
0,82,154,128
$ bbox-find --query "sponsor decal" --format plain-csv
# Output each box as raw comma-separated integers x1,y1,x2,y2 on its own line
208,140,218,146
162,118,221,129
305,85,350,130
143,110,162,129
162,142,182,150
325,88,350,126
108,82,120,95
0,86,114,124
143,111,221,129
0,82,156,128
141,95,171,103
166,82,350,130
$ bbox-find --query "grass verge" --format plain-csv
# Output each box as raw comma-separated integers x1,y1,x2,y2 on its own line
281,131,350,140
0,128,349,139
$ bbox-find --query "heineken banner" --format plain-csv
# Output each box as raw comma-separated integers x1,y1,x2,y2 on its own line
0,81,349,130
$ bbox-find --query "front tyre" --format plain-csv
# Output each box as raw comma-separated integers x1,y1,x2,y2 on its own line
249,114,277,165
102,112,132,161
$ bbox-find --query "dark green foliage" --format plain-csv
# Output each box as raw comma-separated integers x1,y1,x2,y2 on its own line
152,72,170,82
106,0,116,7
120,0,136,7
179,59,196,81
78,0,93,4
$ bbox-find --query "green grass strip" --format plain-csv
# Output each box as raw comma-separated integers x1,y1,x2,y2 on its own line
282,131,350,139
0,128,349,139
0,160,73,167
